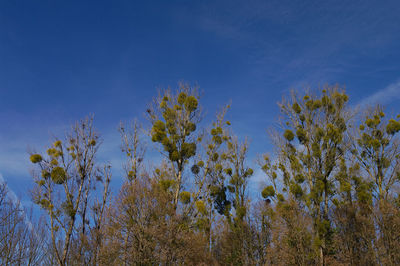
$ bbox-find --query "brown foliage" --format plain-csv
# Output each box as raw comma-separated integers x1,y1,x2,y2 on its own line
2,85,395,265
99,173,213,265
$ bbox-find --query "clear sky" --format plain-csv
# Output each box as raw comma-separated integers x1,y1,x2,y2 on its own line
1,0,400,204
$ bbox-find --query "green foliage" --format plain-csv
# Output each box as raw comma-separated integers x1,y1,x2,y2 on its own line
21,86,400,265
159,179,174,191
212,152,219,161
195,200,207,215
54,140,62,147
41,170,50,179
225,168,232,175
51,166,66,184
150,88,199,168
177,92,187,105
181,142,196,158
386,119,400,135
210,185,231,216
61,201,76,218
294,174,305,183
36,180,45,186
39,199,50,209
316,219,331,236
195,217,210,231
127,170,135,180
289,183,303,198
284,129,295,141
354,107,400,200
245,168,253,177
270,87,352,262
296,127,308,144
47,148,58,156
184,96,198,112
179,191,191,204
30,154,43,163
340,181,351,193
262,185,275,199
151,120,166,142
191,164,200,174
235,206,246,220
292,102,301,114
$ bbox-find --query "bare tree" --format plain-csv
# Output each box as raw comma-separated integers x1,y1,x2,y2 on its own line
29,116,111,266
0,183,48,265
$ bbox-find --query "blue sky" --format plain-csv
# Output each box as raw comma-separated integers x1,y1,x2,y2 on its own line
1,0,400,204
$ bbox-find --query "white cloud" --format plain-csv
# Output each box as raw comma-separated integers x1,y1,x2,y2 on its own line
0,145,31,177
0,173,20,204
357,80,400,107
0,173,35,230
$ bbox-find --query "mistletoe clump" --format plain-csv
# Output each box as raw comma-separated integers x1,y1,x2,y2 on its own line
51,167,66,184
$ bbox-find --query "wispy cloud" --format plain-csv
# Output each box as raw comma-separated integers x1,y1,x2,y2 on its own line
0,173,20,203
0,173,35,231
190,0,400,91
0,140,31,177
357,80,400,106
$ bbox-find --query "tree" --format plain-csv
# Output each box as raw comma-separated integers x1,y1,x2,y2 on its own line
119,120,145,183
332,158,376,265
353,105,400,200
14,82,400,264
353,105,400,264
262,86,350,265
268,199,315,265
0,183,48,265
100,103,213,265
147,84,201,208
29,116,111,266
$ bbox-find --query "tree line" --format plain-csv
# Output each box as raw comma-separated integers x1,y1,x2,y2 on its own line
1,84,400,265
